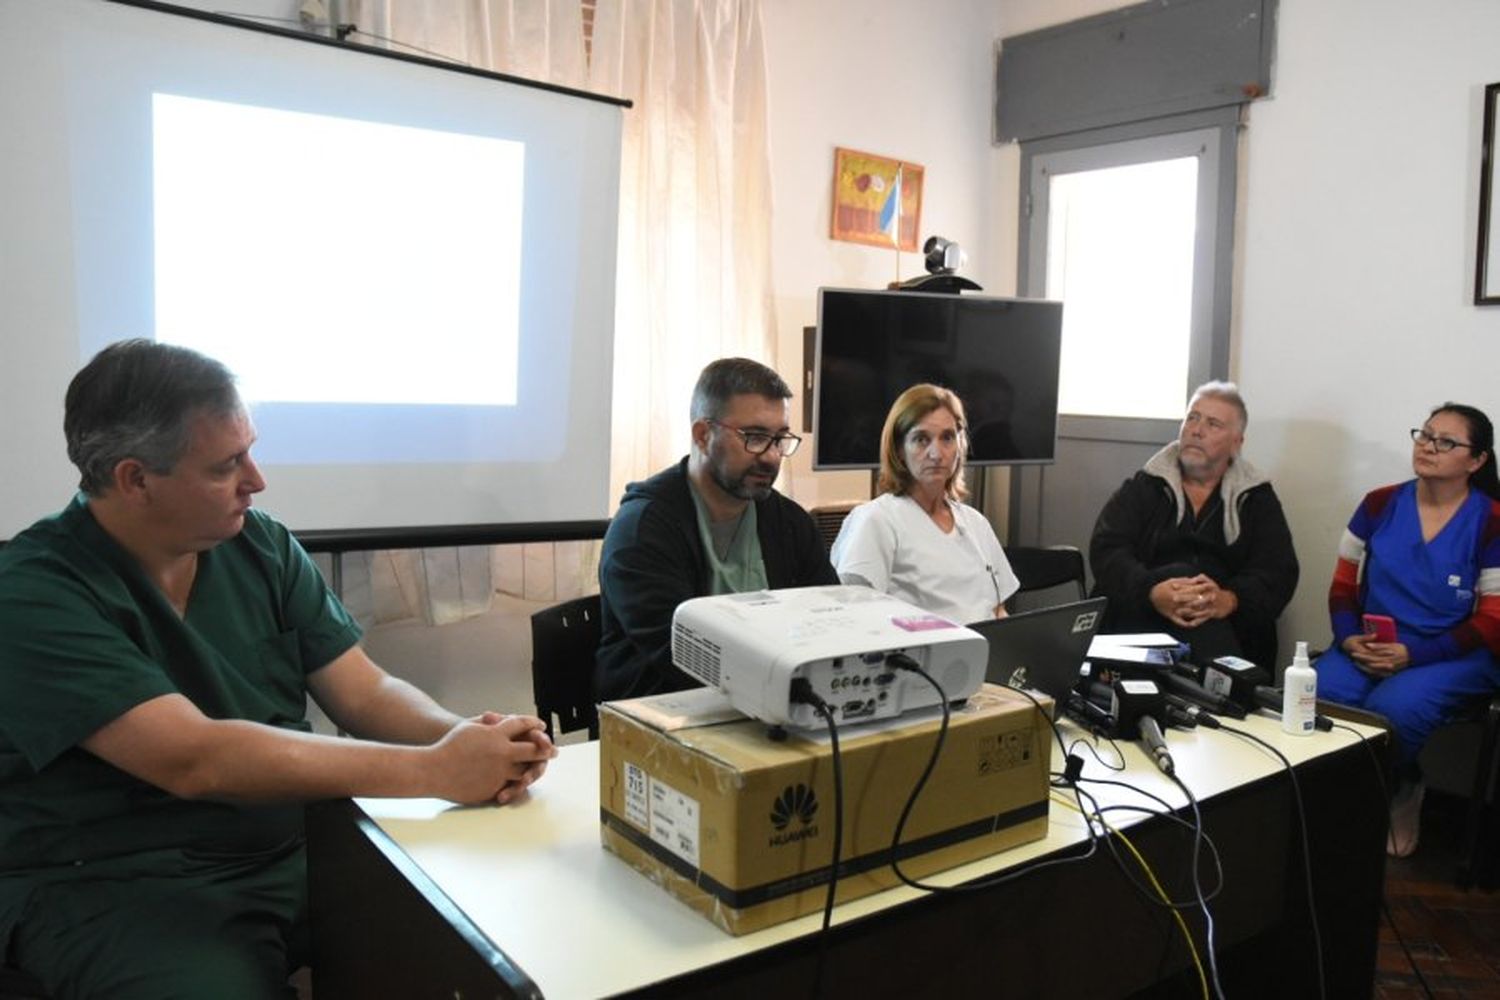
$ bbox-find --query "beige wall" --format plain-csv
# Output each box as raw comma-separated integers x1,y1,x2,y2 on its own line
985,0,1500,662
174,1,1500,673
761,0,1007,511
1236,0,1500,658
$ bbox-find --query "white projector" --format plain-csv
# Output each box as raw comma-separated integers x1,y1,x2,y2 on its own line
671,585,988,729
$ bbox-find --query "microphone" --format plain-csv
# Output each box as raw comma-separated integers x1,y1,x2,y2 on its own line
1166,694,1222,730
1066,690,1115,732
1251,685,1280,712
1252,685,1333,732
1164,701,1199,729
1202,655,1271,709
1095,679,1176,775
1158,670,1248,719
1138,715,1175,775
1094,678,1162,739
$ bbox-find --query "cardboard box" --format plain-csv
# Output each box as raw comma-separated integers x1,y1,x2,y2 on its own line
599,683,1051,935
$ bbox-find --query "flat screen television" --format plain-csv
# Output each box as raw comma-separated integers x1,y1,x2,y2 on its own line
813,288,1063,469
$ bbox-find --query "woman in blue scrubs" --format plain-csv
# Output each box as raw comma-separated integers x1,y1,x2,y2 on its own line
1318,403,1500,857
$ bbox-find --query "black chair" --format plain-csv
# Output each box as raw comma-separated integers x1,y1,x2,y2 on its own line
1418,693,1500,887
530,593,602,741
1004,544,1088,613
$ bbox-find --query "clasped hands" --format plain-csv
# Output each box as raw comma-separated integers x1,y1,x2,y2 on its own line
1149,574,1237,629
1340,634,1411,676
434,711,559,807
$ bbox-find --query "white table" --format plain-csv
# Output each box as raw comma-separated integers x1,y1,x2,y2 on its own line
309,710,1389,998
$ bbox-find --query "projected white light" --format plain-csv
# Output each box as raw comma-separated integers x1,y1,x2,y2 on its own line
152,93,524,407
2,0,622,536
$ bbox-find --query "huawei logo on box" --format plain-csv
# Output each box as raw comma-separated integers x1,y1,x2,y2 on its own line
768,783,819,846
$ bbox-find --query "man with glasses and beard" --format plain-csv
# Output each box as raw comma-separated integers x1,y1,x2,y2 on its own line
596,358,837,699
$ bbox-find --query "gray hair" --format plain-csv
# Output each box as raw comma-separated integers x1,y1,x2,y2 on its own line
689,357,791,422
1188,379,1248,430
65,339,242,496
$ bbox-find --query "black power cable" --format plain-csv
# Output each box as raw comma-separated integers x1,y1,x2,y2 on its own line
807,655,1244,1000
883,658,1125,894
1219,721,1327,1000
1164,772,1225,1000
788,681,845,999
885,654,952,891
804,651,1235,999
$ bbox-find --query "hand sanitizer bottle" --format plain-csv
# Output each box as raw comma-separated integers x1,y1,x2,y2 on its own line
1281,641,1317,736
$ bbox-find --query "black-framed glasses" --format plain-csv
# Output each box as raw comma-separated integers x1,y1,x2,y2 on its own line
709,420,802,457
1411,428,1473,453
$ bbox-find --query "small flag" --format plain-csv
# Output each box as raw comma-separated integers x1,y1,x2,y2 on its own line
878,167,902,245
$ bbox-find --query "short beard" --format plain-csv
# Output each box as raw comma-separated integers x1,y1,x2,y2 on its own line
709,456,778,502
1178,447,1225,484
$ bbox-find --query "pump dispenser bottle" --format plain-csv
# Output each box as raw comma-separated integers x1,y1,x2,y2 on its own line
1281,641,1317,736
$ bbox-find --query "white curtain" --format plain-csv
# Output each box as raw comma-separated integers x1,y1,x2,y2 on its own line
344,0,588,86
589,0,777,495
339,0,594,625
332,0,775,623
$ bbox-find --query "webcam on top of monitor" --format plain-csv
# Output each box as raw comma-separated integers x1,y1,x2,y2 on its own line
890,235,982,294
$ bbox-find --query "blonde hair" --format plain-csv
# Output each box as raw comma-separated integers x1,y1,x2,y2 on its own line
877,383,969,500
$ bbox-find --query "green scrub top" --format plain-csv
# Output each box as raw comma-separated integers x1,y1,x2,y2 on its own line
0,496,362,957
687,481,769,596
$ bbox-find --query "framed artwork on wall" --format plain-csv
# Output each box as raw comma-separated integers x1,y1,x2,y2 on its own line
1477,82,1500,305
830,147,924,251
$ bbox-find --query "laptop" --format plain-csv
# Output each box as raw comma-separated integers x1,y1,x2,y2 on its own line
967,597,1107,700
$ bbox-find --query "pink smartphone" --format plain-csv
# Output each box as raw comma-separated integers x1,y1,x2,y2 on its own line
1362,613,1397,643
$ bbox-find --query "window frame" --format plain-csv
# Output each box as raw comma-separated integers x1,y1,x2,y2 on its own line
1008,106,1240,546
1018,105,1239,440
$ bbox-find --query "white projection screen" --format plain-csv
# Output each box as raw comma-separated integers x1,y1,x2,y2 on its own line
0,0,624,546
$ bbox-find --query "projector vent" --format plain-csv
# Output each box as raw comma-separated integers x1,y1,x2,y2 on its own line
672,622,723,688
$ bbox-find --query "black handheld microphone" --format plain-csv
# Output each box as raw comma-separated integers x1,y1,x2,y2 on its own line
1251,685,1281,713
1066,690,1115,732
1095,679,1176,775
1158,670,1248,719
1163,700,1199,729
1166,694,1222,730
1252,685,1334,732
1093,679,1162,738
1203,655,1271,710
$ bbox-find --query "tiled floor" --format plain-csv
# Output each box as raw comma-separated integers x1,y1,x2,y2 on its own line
1378,793,1500,998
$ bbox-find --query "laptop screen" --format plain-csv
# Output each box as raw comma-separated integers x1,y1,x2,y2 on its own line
967,598,1107,699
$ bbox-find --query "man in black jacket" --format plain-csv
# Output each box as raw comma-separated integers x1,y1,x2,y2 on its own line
596,358,837,700
1089,381,1298,670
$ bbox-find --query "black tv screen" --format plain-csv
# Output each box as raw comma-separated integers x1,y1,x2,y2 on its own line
813,288,1063,469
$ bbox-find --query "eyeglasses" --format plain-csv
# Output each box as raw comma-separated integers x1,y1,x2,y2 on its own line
1411,428,1474,453
709,420,802,457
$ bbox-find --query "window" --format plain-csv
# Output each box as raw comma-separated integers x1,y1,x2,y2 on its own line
1045,156,1198,419
1010,110,1239,548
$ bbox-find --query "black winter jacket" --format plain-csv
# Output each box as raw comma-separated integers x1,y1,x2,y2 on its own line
1089,454,1299,670
595,458,837,700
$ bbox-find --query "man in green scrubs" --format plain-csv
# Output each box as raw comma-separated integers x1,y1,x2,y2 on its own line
0,340,557,999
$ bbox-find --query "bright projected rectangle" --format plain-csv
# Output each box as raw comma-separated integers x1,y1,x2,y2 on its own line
0,0,624,537
153,93,523,408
